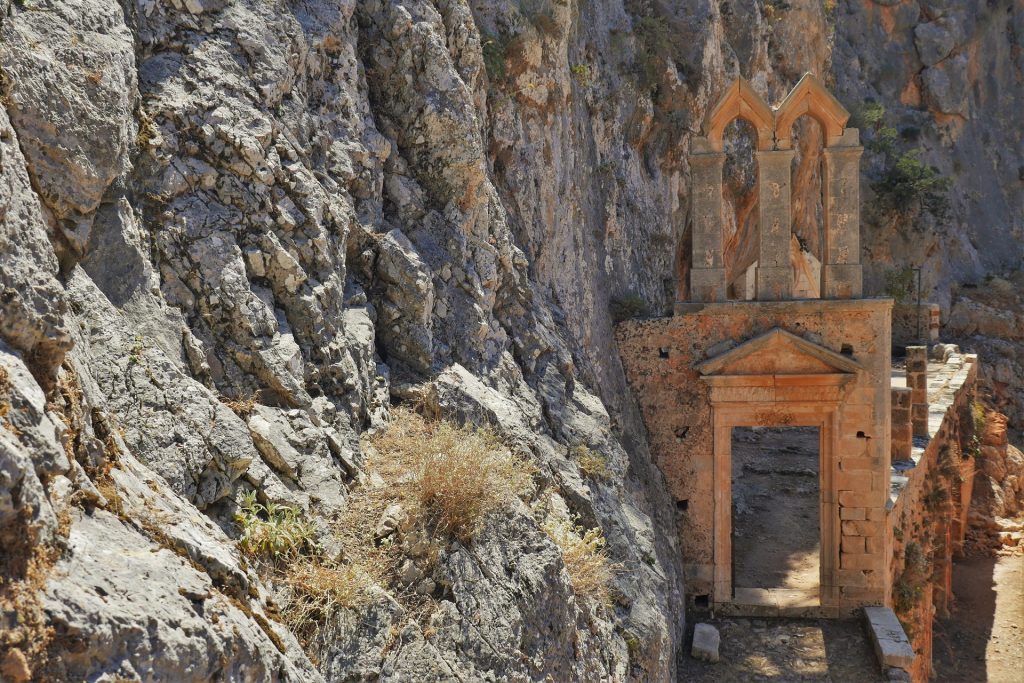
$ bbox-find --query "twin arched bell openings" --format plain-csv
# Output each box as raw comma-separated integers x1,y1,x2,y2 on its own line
686,74,864,304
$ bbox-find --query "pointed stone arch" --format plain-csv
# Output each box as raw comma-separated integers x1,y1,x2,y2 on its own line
702,78,775,152
774,73,851,150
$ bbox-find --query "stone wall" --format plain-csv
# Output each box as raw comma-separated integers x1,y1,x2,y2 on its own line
886,353,978,681
616,299,893,614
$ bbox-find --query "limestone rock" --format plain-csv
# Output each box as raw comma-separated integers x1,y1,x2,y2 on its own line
691,623,721,663
0,0,1019,679
914,19,959,67
921,54,970,116
0,345,68,548
43,509,321,682
0,0,136,259
0,104,71,383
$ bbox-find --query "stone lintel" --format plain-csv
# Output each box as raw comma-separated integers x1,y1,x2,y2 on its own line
674,297,893,318
689,150,727,168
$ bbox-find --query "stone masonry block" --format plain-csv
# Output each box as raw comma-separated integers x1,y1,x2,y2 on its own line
840,456,880,471
839,490,879,508
822,263,863,299
840,507,867,521
864,606,915,670
865,507,887,522
865,535,885,555
842,520,882,537
756,266,792,301
841,586,885,600
841,536,866,554
690,268,726,303
840,552,876,570
891,387,912,408
905,346,928,371
836,470,872,491
837,569,880,588
691,623,720,663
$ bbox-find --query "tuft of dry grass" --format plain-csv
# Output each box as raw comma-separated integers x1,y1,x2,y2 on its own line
0,365,16,436
542,514,617,607
570,444,612,482
220,392,257,419
0,516,59,682
281,560,377,652
366,407,533,542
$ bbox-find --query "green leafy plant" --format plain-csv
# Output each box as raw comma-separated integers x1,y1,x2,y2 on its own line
971,400,987,438
874,150,952,218
884,265,916,303
570,63,593,87
609,293,649,322
481,31,511,83
235,492,317,560
857,103,952,222
632,14,671,96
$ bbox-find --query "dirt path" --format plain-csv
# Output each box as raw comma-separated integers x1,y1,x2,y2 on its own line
933,548,1024,683
732,427,821,592
679,617,883,682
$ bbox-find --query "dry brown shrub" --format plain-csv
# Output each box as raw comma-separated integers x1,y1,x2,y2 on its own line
281,560,378,653
0,365,15,435
0,515,58,682
366,407,533,542
570,444,612,481
541,513,617,607
220,392,257,419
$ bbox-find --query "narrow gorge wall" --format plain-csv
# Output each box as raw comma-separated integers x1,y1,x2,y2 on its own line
0,0,1021,681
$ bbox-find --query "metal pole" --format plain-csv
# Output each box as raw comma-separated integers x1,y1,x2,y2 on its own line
913,266,922,342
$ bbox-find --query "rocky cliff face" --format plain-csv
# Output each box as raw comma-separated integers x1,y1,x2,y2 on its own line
0,0,1020,681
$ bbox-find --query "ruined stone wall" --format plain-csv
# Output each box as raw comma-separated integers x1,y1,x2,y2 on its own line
616,299,892,614
886,354,978,681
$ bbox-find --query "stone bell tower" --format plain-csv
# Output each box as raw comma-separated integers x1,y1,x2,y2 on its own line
617,75,895,618
687,75,864,303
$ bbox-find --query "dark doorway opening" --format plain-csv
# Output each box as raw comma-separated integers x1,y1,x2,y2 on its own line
732,426,821,602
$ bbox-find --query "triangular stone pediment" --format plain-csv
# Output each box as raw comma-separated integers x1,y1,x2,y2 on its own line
697,328,863,376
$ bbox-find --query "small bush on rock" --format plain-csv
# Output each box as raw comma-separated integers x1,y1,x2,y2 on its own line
367,407,533,542
282,561,378,653
542,514,616,606
571,444,612,481
857,102,952,225
609,293,649,322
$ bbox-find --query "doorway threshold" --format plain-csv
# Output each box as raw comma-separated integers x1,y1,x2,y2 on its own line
716,587,836,618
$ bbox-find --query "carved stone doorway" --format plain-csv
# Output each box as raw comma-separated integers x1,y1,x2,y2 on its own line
731,426,822,608
698,328,863,616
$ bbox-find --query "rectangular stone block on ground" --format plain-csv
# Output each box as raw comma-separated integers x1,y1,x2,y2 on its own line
863,606,915,671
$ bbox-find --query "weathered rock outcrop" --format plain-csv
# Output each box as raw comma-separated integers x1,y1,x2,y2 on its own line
0,0,1020,681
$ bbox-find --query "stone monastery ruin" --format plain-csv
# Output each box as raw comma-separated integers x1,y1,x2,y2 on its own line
617,76,982,679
